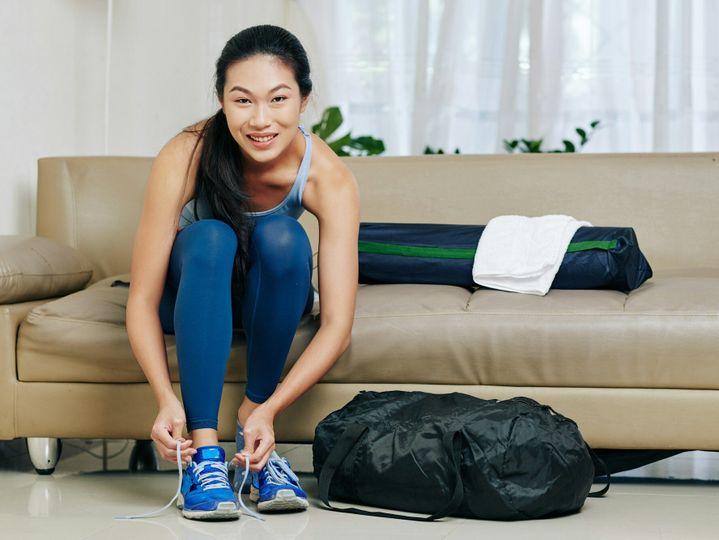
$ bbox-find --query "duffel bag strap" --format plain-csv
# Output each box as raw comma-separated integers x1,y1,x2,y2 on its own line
586,443,611,497
318,424,465,521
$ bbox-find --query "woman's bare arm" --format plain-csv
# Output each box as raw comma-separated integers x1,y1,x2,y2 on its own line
126,131,200,460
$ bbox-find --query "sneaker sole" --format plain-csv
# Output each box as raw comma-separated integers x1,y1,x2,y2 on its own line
177,496,239,520
255,489,309,513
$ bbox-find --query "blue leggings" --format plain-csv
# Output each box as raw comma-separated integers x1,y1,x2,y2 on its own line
158,216,314,431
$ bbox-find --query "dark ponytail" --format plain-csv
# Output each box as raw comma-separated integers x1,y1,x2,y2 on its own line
182,25,313,303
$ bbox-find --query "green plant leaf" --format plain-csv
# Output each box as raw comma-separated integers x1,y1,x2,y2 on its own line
327,132,353,154
344,136,385,156
311,105,388,156
312,106,344,140
503,139,519,153
507,119,602,154
518,139,533,152
528,138,544,152
576,128,587,145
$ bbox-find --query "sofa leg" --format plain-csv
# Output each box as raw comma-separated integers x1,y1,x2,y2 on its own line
129,440,159,472
27,438,62,475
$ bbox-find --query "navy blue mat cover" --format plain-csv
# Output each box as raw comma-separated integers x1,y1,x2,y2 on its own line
358,222,652,292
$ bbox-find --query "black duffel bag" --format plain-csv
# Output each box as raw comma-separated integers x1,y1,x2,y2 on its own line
313,390,609,521
358,222,652,291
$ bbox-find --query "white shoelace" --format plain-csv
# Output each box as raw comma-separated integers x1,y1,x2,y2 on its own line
263,453,301,486
235,458,264,521
114,440,264,521
114,440,183,520
193,460,231,490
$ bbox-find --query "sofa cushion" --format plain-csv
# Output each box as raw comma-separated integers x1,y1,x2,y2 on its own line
16,274,320,383
0,235,93,304
16,269,719,390
331,268,719,389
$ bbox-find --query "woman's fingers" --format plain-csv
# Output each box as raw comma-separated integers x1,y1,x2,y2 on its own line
235,409,278,471
151,427,195,463
230,452,244,467
179,439,196,459
151,426,175,449
171,422,185,443
162,446,195,464
234,443,275,472
233,451,266,472
250,438,274,466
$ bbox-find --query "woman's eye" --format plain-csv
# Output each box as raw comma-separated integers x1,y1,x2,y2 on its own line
236,98,249,104
273,96,287,102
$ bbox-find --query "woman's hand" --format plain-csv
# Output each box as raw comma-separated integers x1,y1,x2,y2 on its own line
151,397,196,465
231,404,276,473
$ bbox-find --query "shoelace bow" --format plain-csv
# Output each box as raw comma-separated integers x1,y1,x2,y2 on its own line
115,441,265,521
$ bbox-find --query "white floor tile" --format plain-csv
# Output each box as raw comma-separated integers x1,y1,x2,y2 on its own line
2,438,719,539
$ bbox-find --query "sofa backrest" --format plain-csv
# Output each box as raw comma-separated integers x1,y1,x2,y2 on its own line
37,152,719,283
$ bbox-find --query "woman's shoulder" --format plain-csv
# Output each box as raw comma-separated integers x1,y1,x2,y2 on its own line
152,118,212,212
302,133,358,217
159,118,209,160
307,131,354,178
156,117,215,177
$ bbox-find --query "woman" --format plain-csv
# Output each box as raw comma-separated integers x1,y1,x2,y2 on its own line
126,24,359,520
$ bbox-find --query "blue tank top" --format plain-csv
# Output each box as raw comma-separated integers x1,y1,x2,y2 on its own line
178,123,312,230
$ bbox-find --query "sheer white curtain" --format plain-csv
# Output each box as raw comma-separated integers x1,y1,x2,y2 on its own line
4,0,718,234
304,0,719,154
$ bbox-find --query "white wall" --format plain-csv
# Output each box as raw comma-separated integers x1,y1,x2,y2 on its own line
2,0,103,234
0,0,325,235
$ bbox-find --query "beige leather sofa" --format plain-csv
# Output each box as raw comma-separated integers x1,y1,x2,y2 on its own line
2,153,718,473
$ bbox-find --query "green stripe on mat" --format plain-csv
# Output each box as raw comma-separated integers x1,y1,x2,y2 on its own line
565,240,617,252
358,239,617,259
358,241,475,259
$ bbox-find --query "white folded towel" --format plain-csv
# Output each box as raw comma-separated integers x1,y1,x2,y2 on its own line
472,214,592,295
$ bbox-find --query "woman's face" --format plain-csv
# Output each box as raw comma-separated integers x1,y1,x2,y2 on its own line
221,54,308,167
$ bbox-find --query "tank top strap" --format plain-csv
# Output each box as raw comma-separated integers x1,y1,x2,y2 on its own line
293,123,312,207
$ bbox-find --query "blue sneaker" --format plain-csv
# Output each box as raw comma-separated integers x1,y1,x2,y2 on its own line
177,446,239,520
250,451,309,512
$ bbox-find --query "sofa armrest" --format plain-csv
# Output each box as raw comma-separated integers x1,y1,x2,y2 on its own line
0,298,53,439
0,235,93,304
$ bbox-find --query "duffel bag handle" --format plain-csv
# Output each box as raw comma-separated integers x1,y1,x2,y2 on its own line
318,423,465,521
586,443,611,497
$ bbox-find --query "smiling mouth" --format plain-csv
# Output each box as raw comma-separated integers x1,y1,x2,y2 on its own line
247,134,278,143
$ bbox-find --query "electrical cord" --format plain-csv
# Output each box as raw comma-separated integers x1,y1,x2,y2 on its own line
64,440,130,460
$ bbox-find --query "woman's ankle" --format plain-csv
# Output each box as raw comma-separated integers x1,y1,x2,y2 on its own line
190,428,219,449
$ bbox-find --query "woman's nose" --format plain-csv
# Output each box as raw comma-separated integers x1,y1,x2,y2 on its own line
250,104,271,127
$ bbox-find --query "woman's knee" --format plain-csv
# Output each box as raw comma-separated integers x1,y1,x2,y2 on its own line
250,216,311,275
176,219,237,269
